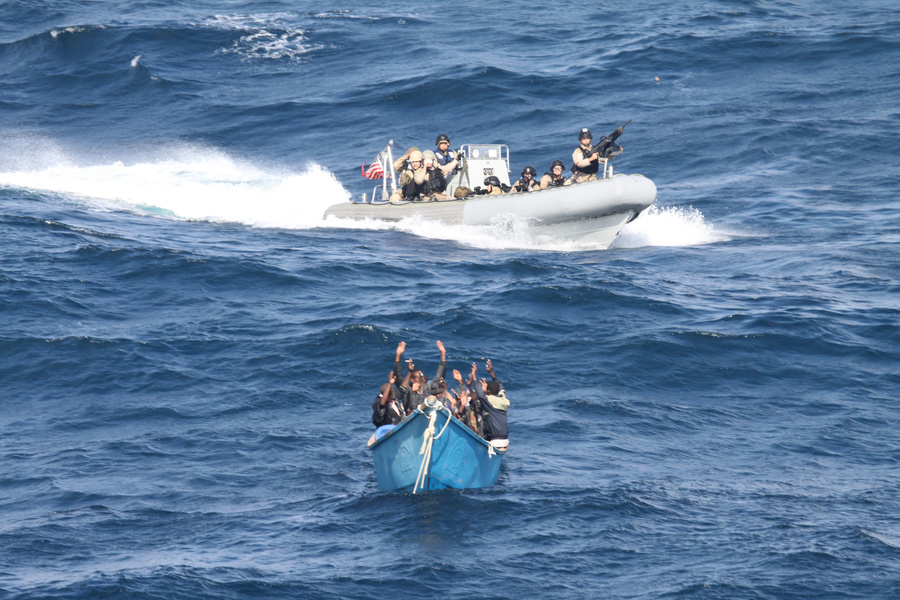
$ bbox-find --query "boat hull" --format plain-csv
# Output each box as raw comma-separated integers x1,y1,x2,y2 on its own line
369,409,503,492
326,173,656,247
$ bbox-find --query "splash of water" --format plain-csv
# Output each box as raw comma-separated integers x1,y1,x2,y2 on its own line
0,142,348,228
613,204,730,248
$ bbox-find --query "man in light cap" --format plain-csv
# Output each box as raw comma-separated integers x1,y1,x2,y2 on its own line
390,148,428,202
571,127,600,184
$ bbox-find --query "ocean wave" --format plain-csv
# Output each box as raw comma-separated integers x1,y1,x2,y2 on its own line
198,13,323,62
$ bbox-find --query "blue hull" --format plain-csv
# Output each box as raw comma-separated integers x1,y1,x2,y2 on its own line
369,409,503,492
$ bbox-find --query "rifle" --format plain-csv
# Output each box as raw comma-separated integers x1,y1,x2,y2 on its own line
592,120,631,159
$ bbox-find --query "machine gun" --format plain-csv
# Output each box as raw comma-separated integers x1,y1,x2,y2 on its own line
592,120,631,159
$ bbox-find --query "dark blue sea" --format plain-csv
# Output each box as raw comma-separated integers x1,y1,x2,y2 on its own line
2,1,900,598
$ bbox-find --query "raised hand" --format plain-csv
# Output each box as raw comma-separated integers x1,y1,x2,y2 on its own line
452,369,463,383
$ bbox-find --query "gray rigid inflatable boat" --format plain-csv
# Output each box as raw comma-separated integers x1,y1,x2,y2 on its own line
325,142,657,248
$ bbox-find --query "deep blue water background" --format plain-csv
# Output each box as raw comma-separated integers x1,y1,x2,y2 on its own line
2,1,900,598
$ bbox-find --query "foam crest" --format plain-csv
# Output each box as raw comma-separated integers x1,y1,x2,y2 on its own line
0,147,349,228
201,14,322,61
613,204,729,248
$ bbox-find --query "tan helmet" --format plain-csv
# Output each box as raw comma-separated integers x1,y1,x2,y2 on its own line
408,149,423,162
423,150,436,162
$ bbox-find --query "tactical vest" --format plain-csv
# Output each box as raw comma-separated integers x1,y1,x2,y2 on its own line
543,173,564,187
422,168,447,196
513,178,533,192
573,145,599,175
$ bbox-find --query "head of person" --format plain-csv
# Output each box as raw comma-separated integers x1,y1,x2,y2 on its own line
578,128,592,145
487,380,501,395
380,382,391,396
428,377,447,395
521,165,536,181
408,149,423,169
551,159,565,176
484,175,501,190
435,134,450,151
423,150,436,169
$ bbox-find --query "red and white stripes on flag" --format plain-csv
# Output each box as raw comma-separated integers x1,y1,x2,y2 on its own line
361,160,385,180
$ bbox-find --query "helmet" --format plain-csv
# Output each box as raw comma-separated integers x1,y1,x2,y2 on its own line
521,165,536,177
484,175,502,187
551,159,565,169
579,127,592,140
423,150,436,161
435,134,450,146
408,150,423,162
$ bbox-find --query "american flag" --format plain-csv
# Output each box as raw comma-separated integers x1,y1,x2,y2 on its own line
361,159,386,180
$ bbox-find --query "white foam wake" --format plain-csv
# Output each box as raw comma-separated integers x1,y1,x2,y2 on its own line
0,144,348,229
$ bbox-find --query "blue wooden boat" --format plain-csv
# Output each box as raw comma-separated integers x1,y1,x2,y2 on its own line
369,402,504,493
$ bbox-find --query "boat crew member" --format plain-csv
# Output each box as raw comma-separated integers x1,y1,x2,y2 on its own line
390,149,428,202
510,166,539,193
571,127,600,184
470,359,509,449
392,146,420,172
372,371,405,427
484,175,505,195
433,134,463,177
421,150,451,200
539,160,569,189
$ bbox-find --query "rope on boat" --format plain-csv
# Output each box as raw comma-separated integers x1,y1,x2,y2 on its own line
412,399,452,494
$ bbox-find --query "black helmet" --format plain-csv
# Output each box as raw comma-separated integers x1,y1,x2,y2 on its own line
551,159,565,169
579,127,592,140
484,175,501,187
435,133,450,146
521,165,536,177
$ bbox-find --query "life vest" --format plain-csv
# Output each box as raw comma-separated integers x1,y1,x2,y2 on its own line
573,144,599,175
434,148,454,166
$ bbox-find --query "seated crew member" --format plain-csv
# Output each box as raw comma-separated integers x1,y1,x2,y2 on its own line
392,146,419,172
433,133,463,177
539,160,569,189
393,340,447,414
509,166,539,193
421,150,450,200
371,371,405,428
390,149,428,202
571,127,600,184
483,175,505,195
470,359,510,448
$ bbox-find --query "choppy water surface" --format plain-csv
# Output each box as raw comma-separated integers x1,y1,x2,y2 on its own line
2,1,900,598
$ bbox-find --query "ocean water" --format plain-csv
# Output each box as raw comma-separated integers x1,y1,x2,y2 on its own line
2,1,900,598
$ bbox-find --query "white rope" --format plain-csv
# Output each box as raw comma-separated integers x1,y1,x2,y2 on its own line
412,400,452,494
